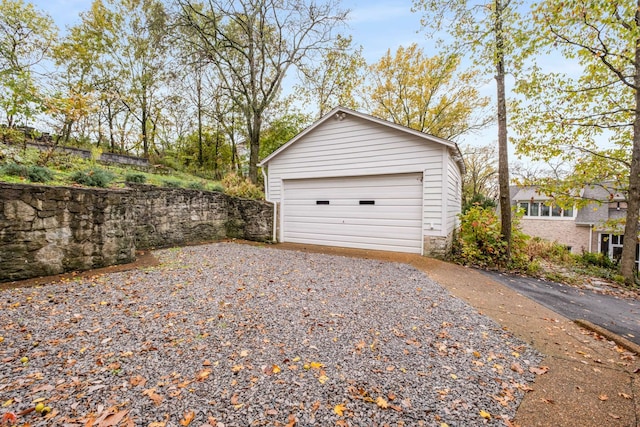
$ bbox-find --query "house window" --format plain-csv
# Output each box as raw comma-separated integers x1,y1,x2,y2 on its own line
540,204,550,216
530,202,539,216
519,200,575,218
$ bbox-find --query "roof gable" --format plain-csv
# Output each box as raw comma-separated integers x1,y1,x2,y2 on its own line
258,106,464,173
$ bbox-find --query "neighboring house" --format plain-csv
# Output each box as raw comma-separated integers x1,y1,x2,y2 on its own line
511,184,636,265
258,106,465,256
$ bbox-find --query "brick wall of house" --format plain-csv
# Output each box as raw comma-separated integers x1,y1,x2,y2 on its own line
519,219,592,254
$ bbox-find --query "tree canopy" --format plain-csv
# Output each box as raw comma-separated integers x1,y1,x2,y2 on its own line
513,0,640,284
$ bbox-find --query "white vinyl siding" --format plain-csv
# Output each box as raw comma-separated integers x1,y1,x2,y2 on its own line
446,153,462,234
267,115,444,233
282,174,423,253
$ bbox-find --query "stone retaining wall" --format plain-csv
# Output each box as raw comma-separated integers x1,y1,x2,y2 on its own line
0,183,273,282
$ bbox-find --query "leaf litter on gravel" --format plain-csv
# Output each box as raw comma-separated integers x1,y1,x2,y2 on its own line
0,243,543,426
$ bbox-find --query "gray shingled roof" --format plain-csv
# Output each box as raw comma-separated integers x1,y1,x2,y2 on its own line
511,186,553,202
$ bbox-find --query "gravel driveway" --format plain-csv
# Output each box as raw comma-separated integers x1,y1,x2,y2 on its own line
0,243,541,426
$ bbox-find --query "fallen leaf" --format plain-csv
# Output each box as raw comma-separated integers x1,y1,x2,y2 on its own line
540,398,555,404
265,409,278,416
529,366,549,375
98,409,129,427
130,375,146,387
272,365,281,374
609,413,621,420
318,375,329,384
599,394,608,401
179,410,195,426
479,410,491,419
333,403,346,416
142,388,163,406
285,413,296,427
619,392,632,399
510,362,524,374
203,360,212,366
376,396,388,409
230,394,240,405
149,422,166,427
309,362,323,369
197,369,212,381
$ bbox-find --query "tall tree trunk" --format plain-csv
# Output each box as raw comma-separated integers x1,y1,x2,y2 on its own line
495,0,512,260
248,111,261,184
620,22,640,285
107,103,116,153
214,121,220,179
141,89,148,157
196,66,204,168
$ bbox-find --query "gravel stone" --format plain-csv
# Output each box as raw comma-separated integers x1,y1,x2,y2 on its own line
0,243,542,426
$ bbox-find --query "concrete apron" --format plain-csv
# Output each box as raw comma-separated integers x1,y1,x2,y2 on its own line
270,243,640,427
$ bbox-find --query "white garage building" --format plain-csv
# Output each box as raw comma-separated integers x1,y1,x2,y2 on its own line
258,107,465,256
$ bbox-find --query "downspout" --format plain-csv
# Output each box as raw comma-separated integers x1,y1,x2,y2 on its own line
588,224,593,253
261,167,277,243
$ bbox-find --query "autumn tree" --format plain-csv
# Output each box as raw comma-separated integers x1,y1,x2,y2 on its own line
49,0,115,144
0,0,57,127
176,0,348,184
363,43,490,140
462,144,498,208
259,111,309,159
513,0,640,284
296,34,365,118
412,0,526,259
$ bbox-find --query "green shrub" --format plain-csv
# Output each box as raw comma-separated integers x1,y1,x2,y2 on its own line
70,167,115,187
187,181,204,190
125,172,147,184
2,162,27,177
454,205,529,269
455,205,508,267
580,252,615,269
221,173,264,199
27,165,53,183
162,178,182,188
207,182,224,193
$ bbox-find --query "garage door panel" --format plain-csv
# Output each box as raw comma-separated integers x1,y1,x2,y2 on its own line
285,216,423,227
285,174,423,188
284,187,422,199
285,223,423,239
285,201,423,210
285,231,422,250
282,173,423,253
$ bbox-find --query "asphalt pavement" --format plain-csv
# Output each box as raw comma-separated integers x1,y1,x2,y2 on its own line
480,270,640,346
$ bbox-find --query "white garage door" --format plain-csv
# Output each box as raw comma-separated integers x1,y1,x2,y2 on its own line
282,173,423,253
